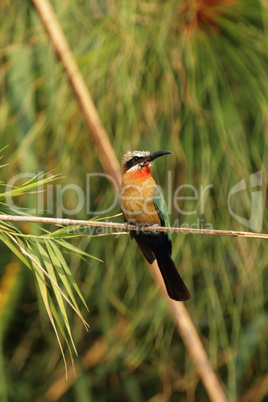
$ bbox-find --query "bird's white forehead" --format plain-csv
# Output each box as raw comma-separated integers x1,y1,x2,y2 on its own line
123,150,150,162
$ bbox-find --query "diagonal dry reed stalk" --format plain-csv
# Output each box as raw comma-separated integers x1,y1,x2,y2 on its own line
31,0,121,189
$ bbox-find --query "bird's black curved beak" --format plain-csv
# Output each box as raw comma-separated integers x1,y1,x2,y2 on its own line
145,150,173,163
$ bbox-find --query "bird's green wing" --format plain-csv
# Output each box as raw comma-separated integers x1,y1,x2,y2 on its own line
153,186,171,241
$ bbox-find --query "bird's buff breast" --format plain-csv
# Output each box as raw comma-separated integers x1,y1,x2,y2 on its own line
120,175,161,225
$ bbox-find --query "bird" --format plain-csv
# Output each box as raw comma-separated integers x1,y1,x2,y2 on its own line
119,150,190,301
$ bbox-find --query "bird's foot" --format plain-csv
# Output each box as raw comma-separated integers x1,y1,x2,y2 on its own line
124,221,137,232
151,224,161,234
124,222,130,232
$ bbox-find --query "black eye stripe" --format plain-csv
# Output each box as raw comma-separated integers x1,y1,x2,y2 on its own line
125,156,143,171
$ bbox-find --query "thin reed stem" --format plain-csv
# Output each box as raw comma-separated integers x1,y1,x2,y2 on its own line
0,215,266,240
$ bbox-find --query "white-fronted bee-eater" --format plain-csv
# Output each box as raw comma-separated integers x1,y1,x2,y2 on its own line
119,150,190,301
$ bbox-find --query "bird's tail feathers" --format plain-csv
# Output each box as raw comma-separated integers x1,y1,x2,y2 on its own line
156,254,190,301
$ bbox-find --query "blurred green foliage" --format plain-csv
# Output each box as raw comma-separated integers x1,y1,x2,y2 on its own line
0,0,267,401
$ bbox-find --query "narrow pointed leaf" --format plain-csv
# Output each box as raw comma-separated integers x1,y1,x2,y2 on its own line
36,241,77,355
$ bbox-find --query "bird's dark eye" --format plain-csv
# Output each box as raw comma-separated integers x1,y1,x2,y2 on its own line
124,155,142,171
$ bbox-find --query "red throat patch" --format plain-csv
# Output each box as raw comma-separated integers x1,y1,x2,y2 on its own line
131,164,151,179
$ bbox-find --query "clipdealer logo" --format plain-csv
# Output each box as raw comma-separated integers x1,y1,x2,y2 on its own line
4,170,264,233
228,171,263,232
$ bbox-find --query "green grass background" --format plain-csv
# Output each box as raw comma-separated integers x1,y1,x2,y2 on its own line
0,0,267,401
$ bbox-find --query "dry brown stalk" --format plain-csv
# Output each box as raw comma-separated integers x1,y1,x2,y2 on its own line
31,0,121,188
